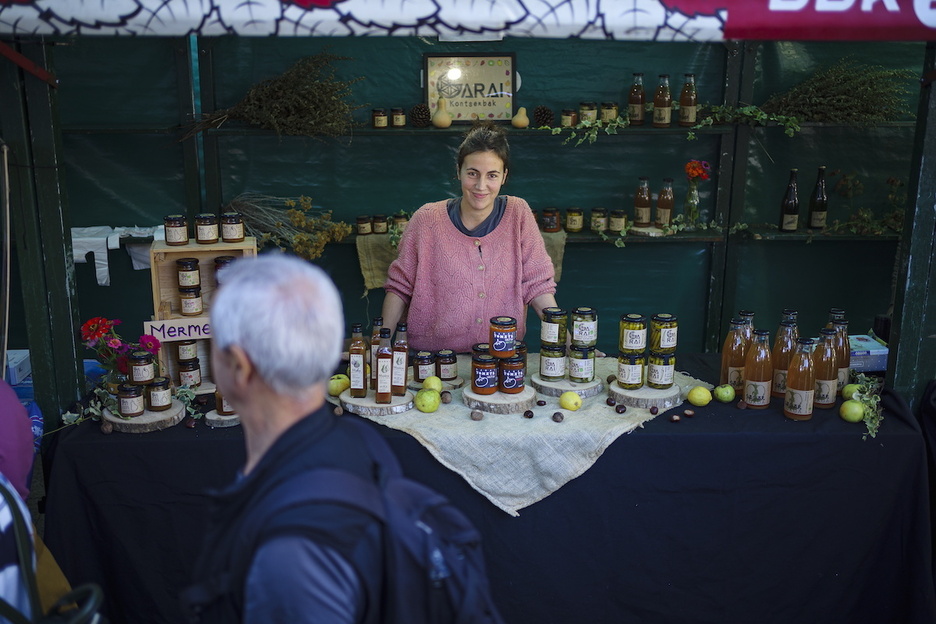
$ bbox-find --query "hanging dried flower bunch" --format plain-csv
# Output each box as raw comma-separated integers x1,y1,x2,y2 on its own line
185,50,364,139
226,193,352,261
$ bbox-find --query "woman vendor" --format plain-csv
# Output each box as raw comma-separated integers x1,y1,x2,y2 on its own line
381,121,558,353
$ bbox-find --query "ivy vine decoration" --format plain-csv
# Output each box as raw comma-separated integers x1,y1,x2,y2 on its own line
539,115,631,146
824,172,905,236
659,214,727,236
849,372,884,440
175,386,201,420
388,211,413,250
598,226,630,248
689,104,801,140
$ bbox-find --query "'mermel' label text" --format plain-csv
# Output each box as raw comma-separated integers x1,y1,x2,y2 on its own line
144,318,211,342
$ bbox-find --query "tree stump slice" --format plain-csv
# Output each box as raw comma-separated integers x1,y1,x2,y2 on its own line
340,389,414,416
408,376,465,391
205,410,240,428
609,383,681,411
529,374,604,399
102,400,185,433
462,386,536,414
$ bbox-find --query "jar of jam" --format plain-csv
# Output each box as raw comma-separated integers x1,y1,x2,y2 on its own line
609,210,628,233
471,353,498,395
391,107,406,128
590,208,608,233
498,355,525,394
579,101,598,123
541,208,561,233
221,212,245,243
177,340,198,362
129,350,155,386
164,214,189,246
392,213,409,231
195,213,219,244
372,214,389,234
489,316,517,358
540,307,567,347
617,352,645,390
650,313,678,355
178,357,201,388
571,307,598,348
619,313,648,354
118,383,145,417
215,389,236,415
372,108,388,129
147,377,172,412
569,346,595,383
179,286,203,316
356,215,373,236
214,255,236,276
176,258,200,287
412,351,436,383
539,345,566,382
647,351,675,389
565,207,584,233
560,109,578,127
435,349,458,381
472,343,490,357
600,101,619,122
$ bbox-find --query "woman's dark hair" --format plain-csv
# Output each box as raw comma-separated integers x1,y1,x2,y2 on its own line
456,121,510,173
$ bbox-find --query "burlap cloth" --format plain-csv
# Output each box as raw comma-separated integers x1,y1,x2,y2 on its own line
348,355,711,516
356,230,567,291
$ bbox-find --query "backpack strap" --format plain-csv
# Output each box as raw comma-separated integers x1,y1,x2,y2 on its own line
0,480,40,623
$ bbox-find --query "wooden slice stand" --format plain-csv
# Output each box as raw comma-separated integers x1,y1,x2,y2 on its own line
102,399,185,433
340,389,414,416
608,383,681,411
205,409,240,428
529,374,604,399
462,385,536,414
407,376,466,391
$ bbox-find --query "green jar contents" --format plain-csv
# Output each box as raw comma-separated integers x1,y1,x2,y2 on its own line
571,307,598,348
117,383,145,417
590,208,608,232
617,352,645,390
579,101,598,123
647,351,675,389
565,207,584,233
569,346,596,383
619,313,648,354
412,351,436,383
146,377,172,412
539,345,567,382
650,313,678,354
435,349,458,381
540,307,567,347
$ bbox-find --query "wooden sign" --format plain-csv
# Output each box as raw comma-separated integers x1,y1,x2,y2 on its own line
143,318,212,343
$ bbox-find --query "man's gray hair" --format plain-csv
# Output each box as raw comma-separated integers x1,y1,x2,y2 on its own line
211,253,343,400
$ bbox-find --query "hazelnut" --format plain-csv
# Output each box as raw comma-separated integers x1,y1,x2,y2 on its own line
470,410,484,421
552,412,564,423
523,410,534,419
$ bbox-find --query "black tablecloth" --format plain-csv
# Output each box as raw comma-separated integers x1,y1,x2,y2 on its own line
43,355,936,624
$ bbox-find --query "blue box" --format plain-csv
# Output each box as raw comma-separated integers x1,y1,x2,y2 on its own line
849,335,888,373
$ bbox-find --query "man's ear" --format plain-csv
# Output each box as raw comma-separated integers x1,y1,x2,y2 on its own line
227,345,255,388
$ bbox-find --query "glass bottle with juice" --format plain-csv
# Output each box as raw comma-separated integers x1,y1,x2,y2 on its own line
370,316,383,385
634,177,652,227
813,328,839,409
771,319,797,398
375,327,393,404
628,73,645,126
743,329,772,409
652,74,672,128
720,317,748,392
655,178,674,228
391,322,409,397
833,318,851,394
349,323,368,398
784,338,816,421
678,74,697,127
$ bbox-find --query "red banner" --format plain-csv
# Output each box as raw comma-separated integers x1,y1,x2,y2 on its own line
725,0,936,41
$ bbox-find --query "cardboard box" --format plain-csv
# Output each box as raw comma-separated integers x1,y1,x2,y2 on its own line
849,334,888,373
5,349,31,385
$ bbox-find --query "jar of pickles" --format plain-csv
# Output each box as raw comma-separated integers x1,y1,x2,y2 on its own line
164,214,189,246
412,351,436,383
498,355,525,394
195,213,219,244
146,377,172,412
569,346,595,383
571,307,598,348
540,307,567,347
471,353,498,395
118,383,145,417
619,313,647,354
579,101,598,123
647,351,675,389
129,350,155,386
617,352,645,390
565,207,583,233
435,349,458,381
650,313,678,355
539,345,566,382
489,316,517,358
590,208,608,232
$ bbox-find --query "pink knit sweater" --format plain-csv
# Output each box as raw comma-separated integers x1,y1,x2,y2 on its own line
384,196,556,353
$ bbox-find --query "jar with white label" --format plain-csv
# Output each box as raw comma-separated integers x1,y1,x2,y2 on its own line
650,313,678,355
619,314,648,354
176,258,200,287
647,351,675,389
435,349,458,381
617,352,645,390
179,286,203,316
571,307,598,348
129,350,155,386
195,213,219,244
164,214,189,246
540,307,567,347
117,383,145,417
221,212,245,243
569,346,595,383
178,358,202,388
215,389,236,415
177,340,198,361
539,345,566,382
146,377,172,412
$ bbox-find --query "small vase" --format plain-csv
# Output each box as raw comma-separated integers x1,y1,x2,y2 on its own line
684,179,700,226
431,98,452,129
104,371,127,395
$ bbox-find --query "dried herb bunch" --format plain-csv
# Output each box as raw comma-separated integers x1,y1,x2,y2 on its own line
187,51,364,139
760,59,916,124
227,193,352,261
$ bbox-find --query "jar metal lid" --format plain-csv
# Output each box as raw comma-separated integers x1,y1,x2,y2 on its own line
413,351,435,361
130,350,151,361
472,353,496,363
176,258,199,268
541,344,566,355
501,355,524,364
117,383,142,395
179,286,201,294
437,349,455,358
195,213,217,220
491,316,516,326
372,108,386,113
472,343,490,353
150,376,170,388
649,350,675,361
622,313,647,322
652,313,677,322
570,346,595,355
164,214,186,222
573,307,596,315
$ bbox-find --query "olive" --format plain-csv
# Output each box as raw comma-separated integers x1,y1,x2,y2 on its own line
537,399,547,406
615,404,627,414
470,410,484,421
523,410,535,419
606,397,616,406
649,406,659,415
552,412,564,423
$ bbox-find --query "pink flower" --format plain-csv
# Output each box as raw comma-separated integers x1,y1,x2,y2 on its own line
139,334,161,355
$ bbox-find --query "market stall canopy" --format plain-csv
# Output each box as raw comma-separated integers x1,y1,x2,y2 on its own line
0,0,933,40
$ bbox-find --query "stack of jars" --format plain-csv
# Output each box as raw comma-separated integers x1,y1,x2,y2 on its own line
470,317,529,395
538,307,599,384
617,313,678,391
117,351,171,417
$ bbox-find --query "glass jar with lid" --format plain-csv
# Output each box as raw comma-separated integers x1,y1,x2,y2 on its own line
569,346,596,383
118,383,145,417
177,340,198,362
590,208,608,232
565,208,584,233
372,214,389,234
571,307,598,348
541,208,561,233
600,101,619,122
147,377,172,412
539,345,566,382
471,354,498,395
221,212,245,243
650,313,678,355
647,351,676,389
609,210,628,233
560,109,578,128
356,216,373,236
176,258,200,287
391,107,406,128
498,355,525,394
179,286,203,316
195,213,219,244
619,313,648,354
178,357,202,388
413,351,436,383
164,214,189,246
435,349,458,381
579,101,598,123
129,350,155,386
540,307,567,347
617,352,645,390
371,108,388,129
489,316,517,358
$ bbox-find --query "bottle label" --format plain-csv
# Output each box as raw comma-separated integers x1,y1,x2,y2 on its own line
628,103,644,121
132,363,154,383
179,343,198,360
221,222,244,240
196,224,218,241
417,363,434,380
148,388,171,408
120,395,144,416
610,216,627,232
540,355,566,379
634,206,651,225
648,363,674,385
350,353,366,390
837,367,850,391
815,378,837,405
744,380,770,407
622,328,647,350
569,358,594,381
178,270,199,286
618,362,642,385
180,369,201,387
772,368,788,395
391,352,408,386
377,359,392,393
660,327,678,349
580,109,597,122
679,105,697,124
165,226,187,243
653,106,671,125
491,330,516,354
656,207,671,226
785,388,814,416
781,214,798,231
438,362,457,380
541,322,560,344
567,214,583,229
501,367,524,389
373,116,388,128
572,321,597,343
810,211,827,228
392,113,406,127
221,396,234,413
473,366,497,389
181,296,203,315
728,366,745,391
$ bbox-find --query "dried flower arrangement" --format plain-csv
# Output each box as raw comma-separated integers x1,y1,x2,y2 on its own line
226,193,352,261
